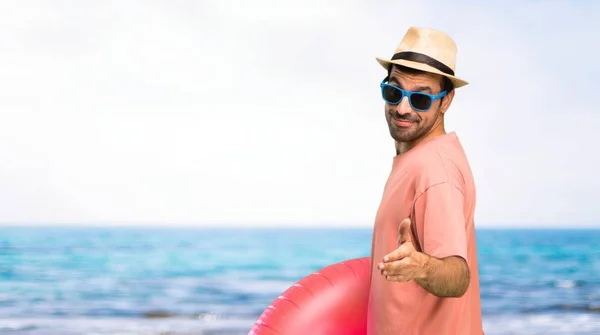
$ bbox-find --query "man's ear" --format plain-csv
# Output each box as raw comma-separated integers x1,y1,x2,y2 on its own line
440,89,455,114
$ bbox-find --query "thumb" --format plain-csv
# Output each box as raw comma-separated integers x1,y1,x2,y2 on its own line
398,218,413,246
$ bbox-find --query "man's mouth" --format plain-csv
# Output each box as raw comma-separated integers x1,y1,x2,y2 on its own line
390,111,418,123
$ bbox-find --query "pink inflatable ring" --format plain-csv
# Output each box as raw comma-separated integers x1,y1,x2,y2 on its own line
249,257,371,335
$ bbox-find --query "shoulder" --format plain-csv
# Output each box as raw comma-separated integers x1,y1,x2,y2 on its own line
409,137,470,196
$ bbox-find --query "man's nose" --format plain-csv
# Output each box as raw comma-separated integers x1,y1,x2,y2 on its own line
395,96,413,115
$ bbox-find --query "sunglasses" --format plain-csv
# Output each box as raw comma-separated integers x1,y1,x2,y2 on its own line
380,78,447,112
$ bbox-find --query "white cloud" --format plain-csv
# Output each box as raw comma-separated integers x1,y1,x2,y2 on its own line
0,1,597,227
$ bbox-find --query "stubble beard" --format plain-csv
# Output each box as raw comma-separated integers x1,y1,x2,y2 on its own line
386,105,442,144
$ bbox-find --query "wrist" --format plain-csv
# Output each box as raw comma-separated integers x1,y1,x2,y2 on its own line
418,252,433,280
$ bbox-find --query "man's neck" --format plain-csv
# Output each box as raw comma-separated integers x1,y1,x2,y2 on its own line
395,127,447,155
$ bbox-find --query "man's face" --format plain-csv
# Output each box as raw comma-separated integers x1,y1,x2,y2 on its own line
384,67,449,144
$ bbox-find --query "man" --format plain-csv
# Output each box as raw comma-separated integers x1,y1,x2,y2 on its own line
367,27,483,334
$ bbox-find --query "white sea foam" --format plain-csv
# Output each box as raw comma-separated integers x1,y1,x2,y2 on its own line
555,279,576,288
0,318,254,335
3,314,600,335
483,313,600,335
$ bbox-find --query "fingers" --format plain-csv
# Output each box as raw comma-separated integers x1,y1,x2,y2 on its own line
383,274,411,282
382,242,413,262
378,258,410,275
398,218,413,246
378,259,413,282
378,258,421,282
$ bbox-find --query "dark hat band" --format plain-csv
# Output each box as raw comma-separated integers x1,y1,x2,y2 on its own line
391,51,455,76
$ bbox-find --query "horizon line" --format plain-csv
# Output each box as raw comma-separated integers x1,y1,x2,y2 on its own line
0,222,598,230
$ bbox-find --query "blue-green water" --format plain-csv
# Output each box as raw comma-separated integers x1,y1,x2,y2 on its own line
1,227,600,334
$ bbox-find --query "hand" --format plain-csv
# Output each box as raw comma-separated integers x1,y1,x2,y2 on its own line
377,218,429,282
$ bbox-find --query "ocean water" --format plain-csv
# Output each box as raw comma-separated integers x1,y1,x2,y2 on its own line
1,227,599,335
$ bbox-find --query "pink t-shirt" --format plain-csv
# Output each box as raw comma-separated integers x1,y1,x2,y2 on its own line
367,132,483,335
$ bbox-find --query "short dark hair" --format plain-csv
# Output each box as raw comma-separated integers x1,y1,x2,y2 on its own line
387,64,454,93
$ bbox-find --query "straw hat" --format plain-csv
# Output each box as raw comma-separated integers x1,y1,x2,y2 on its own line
376,27,468,88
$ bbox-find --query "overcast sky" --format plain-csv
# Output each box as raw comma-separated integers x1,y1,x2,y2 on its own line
0,0,598,228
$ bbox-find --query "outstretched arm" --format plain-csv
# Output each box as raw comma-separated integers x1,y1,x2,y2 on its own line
378,219,470,297
415,253,470,297
378,182,471,298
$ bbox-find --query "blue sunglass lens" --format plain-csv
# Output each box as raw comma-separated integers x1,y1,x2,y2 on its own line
382,85,433,111
409,93,432,110
383,85,403,104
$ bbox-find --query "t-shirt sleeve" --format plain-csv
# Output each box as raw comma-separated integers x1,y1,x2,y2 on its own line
412,182,468,263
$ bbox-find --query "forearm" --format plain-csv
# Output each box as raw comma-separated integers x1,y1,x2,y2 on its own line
415,254,470,298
